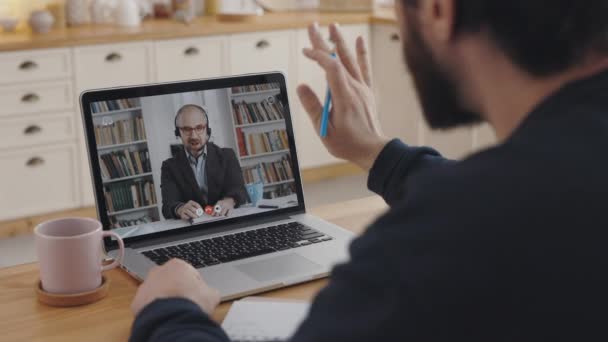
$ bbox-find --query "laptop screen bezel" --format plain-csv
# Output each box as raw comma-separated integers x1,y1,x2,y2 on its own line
79,72,307,250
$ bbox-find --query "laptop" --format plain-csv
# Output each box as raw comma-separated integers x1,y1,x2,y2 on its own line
80,72,355,301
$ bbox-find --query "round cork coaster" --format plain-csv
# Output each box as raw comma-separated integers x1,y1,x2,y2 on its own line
36,276,110,307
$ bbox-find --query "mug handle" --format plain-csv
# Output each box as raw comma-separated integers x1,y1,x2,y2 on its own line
101,231,125,271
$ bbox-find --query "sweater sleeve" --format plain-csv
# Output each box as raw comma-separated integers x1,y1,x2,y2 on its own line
367,139,453,206
130,298,231,342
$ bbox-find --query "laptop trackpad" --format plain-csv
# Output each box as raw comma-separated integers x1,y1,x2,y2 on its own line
235,253,320,282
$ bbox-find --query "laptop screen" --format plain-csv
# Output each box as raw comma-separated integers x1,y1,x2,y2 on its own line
81,74,304,243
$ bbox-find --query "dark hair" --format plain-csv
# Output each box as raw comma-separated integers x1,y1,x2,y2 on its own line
403,0,608,76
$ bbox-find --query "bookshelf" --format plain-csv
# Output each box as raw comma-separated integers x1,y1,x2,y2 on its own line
91,98,160,228
228,83,296,200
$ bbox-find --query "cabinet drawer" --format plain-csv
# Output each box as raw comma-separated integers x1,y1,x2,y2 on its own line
0,48,72,85
0,144,78,221
229,30,292,76
155,36,225,82
0,81,73,117
74,42,153,92
0,114,74,149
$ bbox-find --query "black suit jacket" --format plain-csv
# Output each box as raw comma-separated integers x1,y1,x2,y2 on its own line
160,142,248,219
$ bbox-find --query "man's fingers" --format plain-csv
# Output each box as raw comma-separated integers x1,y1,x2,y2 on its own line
329,23,362,82
185,207,198,219
302,48,348,98
188,201,202,209
308,22,332,53
356,36,372,87
297,84,323,127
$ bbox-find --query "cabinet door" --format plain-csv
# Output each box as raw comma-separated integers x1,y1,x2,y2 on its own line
74,42,153,206
294,24,370,169
0,113,74,149
228,30,293,76
0,48,72,85
373,24,475,160
371,25,421,146
155,36,225,82
0,81,73,117
73,42,153,92
474,123,497,151
0,144,78,221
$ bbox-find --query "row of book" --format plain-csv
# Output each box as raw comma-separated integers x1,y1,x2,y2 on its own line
91,98,141,114
99,149,151,180
104,180,157,213
231,98,286,125
95,116,147,147
263,183,295,199
235,129,289,157
110,215,155,229
231,83,280,94
241,156,294,185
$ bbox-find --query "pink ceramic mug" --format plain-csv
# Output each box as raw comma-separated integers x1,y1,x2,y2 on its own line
34,217,125,294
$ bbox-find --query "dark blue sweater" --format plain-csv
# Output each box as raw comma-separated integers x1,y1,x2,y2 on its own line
130,70,608,341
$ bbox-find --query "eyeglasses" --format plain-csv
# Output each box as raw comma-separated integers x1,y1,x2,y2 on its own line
178,124,207,135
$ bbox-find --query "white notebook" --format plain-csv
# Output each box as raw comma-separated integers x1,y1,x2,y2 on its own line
221,297,310,342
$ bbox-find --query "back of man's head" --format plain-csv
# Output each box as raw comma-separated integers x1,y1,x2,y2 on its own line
404,0,608,77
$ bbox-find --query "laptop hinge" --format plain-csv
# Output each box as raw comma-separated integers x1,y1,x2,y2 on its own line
125,212,298,250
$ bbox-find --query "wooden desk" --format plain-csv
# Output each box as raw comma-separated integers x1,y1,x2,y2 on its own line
0,196,387,342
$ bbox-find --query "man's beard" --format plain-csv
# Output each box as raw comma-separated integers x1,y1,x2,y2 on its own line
402,15,482,129
187,137,205,155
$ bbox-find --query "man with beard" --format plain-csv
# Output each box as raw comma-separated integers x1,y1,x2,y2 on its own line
160,104,247,220
130,1,608,341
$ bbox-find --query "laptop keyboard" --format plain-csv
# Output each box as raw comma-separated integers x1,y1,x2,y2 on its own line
141,222,333,268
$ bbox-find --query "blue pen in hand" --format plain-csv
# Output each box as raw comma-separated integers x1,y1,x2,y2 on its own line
320,52,337,138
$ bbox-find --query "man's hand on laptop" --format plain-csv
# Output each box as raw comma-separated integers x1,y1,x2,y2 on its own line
131,258,220,317
177,201,203,221
297,22,391,171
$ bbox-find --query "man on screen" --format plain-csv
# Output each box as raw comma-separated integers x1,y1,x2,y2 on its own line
160,104,248,220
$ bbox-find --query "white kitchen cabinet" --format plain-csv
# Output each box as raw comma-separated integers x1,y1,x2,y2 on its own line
0,48,72,85
0,81,73,117
228,30,293,77
474,123,497,151
0,144,78,221
0,113,74,150
155,36,226,82
73,42,154,92
74,42,154,206
372,24,421,147
294,24,370,168
372,24,476,160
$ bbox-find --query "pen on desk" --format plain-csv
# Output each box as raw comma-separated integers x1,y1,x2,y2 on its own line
320,52,337,138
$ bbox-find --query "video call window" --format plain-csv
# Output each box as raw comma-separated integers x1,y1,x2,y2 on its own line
90,82,299,239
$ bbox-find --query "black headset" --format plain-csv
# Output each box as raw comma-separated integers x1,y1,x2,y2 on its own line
174,104,212,139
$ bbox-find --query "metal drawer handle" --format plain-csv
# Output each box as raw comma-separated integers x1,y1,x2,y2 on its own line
256,39,270,49
19,60,39,71
21,93,40,103
24,125,42,135
105,52,123,63
26,157,45,168
390,33,400,42
184,46,200,56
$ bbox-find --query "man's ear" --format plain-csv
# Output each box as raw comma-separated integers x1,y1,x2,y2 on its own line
419,0,457,44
